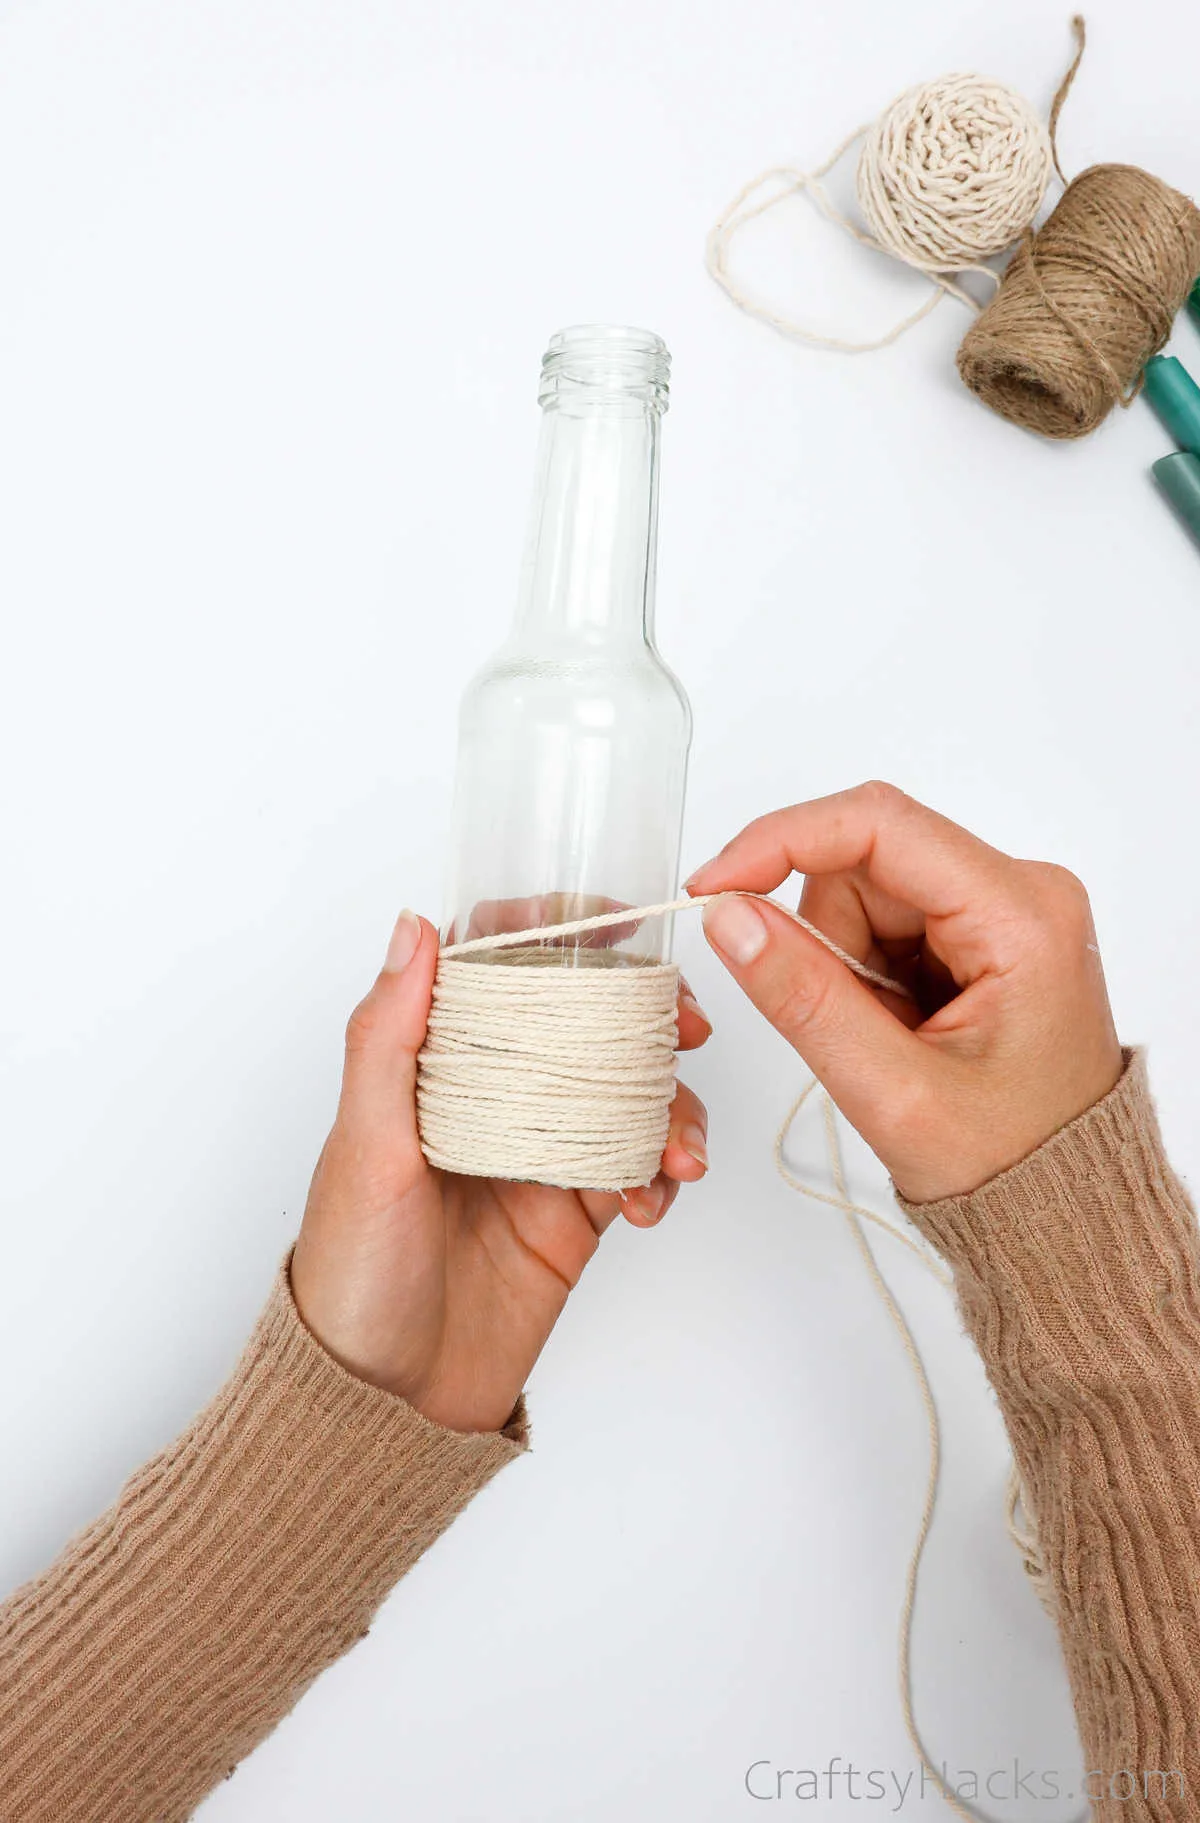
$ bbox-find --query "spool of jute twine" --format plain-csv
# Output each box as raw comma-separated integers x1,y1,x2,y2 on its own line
707,15,1200,438
958,159,1200,436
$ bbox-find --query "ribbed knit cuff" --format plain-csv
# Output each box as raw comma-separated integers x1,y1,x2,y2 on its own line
898,1051,1200,1381
895,1056,1200,1818
0,1260,528,1823
257,1256,530,1454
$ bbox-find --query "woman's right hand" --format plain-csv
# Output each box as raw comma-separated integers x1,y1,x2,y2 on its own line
686,782,1123,1203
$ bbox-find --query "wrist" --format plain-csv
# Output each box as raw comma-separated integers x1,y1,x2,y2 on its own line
889,1039,1124,1204
898,1051,1180,1323
289,1243,521,1435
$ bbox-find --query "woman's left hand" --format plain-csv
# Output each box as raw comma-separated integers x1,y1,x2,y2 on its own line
291,910,710,1433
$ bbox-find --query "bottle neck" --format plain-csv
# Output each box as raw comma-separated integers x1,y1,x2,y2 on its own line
511,398,661,648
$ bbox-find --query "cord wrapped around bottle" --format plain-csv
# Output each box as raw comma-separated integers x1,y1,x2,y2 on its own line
416,894,909,1192
417,951,680,1191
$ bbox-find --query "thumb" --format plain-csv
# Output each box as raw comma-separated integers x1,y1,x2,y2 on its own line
338,909,439,1163
701,893,934,1151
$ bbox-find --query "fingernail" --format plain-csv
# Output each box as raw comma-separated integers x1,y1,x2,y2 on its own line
679,1123,708,1170
703,894,767,966
680,992,712,1033
626,1182,666,1224
683,859,716,890
383,909,422,973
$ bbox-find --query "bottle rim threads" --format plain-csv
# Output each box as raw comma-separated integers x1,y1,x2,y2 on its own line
539,324,671,411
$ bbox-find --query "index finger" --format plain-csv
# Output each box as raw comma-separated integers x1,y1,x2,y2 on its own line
685,781,1014,928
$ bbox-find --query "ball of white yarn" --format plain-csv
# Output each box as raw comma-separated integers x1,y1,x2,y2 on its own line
856,73,1053,274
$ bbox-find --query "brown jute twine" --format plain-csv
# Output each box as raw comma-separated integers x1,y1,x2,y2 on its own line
957,17,1200,437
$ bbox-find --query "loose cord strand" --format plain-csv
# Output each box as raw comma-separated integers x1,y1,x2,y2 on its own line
779,1091,1086,1823
443,891,912,999
779,1089,984,1823
705,29,1085,353
423,895,910,1192
430,890,1066,1822
1048,15,1087,185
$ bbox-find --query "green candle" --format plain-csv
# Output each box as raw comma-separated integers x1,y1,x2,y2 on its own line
1152,450,1200,547
1143,354,1200,456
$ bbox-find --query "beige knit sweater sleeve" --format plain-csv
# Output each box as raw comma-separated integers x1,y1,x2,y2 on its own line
900,1052,1200,1820
0,1265,527,1823
2,1059,1197,1823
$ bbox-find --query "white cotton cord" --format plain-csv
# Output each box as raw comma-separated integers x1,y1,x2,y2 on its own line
706,151,951,353
419,893,907,1190
705,72,1055,352
778,1085,991,1822
774,1076,950,1281
442,892,911,997
421,885,1056,1821
1006,1465,1056,1617
858,77,1053,271
777,1090,1083,1823
418,956,681,1191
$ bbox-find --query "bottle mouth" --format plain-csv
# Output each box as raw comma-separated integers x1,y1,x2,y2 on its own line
539,325,670,410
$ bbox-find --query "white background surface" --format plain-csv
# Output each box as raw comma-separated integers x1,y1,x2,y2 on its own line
2,2,1197,1817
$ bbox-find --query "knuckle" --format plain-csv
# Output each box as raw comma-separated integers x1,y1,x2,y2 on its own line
770,967,838,1040
855,778,904,812
872,1072,936,1151
1022,861,1095,936
846,778,917,833
740,806,791,848
344,995,380,1055
1049,863,1092,911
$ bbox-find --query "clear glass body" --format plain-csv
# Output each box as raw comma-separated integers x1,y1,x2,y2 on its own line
444,326,692,966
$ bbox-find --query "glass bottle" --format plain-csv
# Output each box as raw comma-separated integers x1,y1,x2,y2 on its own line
443,325,691,966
